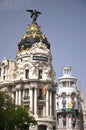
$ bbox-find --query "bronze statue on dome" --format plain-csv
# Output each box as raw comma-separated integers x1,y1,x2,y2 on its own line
26,9,41,24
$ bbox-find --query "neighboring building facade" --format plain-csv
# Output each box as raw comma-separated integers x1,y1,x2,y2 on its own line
0,13,56,130
56,66,83,130
83,100,86,130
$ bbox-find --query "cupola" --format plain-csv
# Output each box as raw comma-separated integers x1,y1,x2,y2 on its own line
17,10,50,53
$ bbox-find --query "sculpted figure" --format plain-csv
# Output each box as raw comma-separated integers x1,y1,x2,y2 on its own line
26,9,41,24
44,66,51,77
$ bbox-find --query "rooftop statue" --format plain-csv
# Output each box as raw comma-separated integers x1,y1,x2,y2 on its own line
26,9,42,24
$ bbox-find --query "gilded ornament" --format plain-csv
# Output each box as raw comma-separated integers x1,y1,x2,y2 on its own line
42,34,46,39
28,24,40,32
21,45,24,50
32,33,36,38
68,102,72,108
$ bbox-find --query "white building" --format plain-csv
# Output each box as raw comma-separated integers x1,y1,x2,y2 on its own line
0,12,56,130
56,66,83,130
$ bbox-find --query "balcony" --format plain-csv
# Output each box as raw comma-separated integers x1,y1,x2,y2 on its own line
22,96,30,105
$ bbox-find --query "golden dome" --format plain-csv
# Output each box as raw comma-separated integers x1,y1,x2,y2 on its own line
18,23,50,52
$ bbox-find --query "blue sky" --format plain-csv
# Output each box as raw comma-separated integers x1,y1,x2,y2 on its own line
0,0,86,97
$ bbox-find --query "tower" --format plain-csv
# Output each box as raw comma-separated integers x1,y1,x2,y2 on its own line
0,10,56,130
56,66,83,130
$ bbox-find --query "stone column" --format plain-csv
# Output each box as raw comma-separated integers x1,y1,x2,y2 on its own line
50,91,52,116
15,90,18,105
46,90,49,116
53,92,56,118
43,96,46,116
23,89,24,98
69,81,70,87
11,92,14,100
34,88,37,116
29,88,33,113
19,90,21,105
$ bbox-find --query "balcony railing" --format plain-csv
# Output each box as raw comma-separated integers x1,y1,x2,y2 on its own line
38,96,44,100
37,96,45,105
22,96,30,103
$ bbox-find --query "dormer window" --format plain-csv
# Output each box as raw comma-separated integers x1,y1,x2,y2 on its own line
3,76,5,80
25,69,29,79
3,67,5,74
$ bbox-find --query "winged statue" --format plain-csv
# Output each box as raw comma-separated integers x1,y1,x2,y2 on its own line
26,9,42,23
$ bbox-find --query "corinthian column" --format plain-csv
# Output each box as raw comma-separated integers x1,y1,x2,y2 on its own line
34,88,37,116
15,90,18,105
46,90,49,116
29,88,33,112
19,90,21,105
50,91,52,116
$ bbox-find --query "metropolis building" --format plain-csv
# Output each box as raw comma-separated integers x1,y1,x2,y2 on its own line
0,10,56,130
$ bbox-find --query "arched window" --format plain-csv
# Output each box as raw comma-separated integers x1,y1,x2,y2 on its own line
38,125,47,130
62,114,66,127
62,98,66,107
71,92,76,99
38,69,42,79
72,114,76,128
25,69,29,79
61,92,66,98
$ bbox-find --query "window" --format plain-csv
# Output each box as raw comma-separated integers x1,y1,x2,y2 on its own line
62,92,66,97
25,69,29,79
62,97,66,107
3,67,5,74
3,76,5,80
21,58,22,62
57,102,59,108
38,69,42,79
63,114,66,127
71,92,76,99
24,105,29,111
38,106,43,115
72,114,76,128
39,89,42,96
24,89,29,99
38,88,43,100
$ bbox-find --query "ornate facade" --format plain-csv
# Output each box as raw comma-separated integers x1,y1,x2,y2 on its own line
56,66,83,130
0,13,56,130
